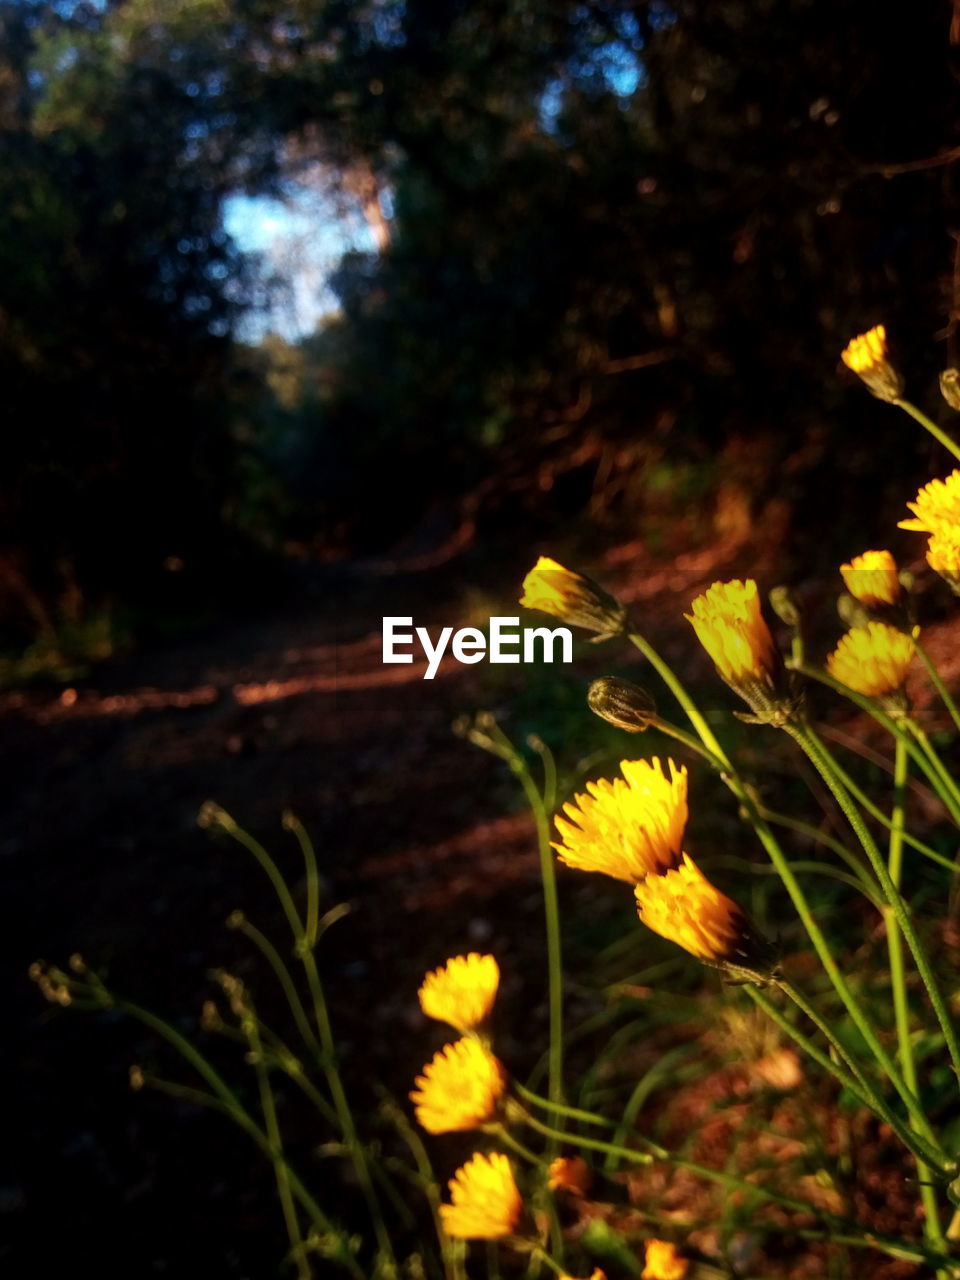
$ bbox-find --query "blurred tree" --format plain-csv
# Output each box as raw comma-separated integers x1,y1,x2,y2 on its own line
4,0,960,656
0,0,265,654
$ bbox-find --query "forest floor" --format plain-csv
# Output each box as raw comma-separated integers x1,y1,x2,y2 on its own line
5,546,959,1278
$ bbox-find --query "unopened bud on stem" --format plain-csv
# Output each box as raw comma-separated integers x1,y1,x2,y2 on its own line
587,677,657,732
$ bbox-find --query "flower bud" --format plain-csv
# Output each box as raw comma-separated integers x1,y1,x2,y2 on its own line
841,324,904,403
587,677,657,732
768,585,801,629
941,368,960,412
520,557,627,640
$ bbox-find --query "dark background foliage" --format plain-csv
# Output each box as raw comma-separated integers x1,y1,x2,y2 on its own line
3,0,960,661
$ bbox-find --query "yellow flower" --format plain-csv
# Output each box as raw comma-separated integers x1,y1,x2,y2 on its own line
560,1271,607,1280
553,757,687,883
687,579,777,684
634,853,769,972
927,527,960,594
547,1155,592,1196
520,556,627,639
686,581,789,721
840,549,901,609
899,470,960,535
642,1239,688,1280
440,1151,523,1240
418,954,500,1033
841,324,904,402
410,1038,506,1134
825,622,915,699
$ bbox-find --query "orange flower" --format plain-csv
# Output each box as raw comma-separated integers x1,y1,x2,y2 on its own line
520,556,627,639
840,550,900,609
410,1038,506,1134
440,1152,523,1240
642,1239,688,1280
635,854,772,975
418,954,499,1033
826,623,915,700
841,324,903,402
547,1155,592,1196
553,757,687,883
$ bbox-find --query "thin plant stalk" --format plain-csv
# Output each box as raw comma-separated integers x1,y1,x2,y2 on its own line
231,915,325,1061
894,397,960,464
791,666,960,826
284,811,323,948
653,712,878,894
789,722,960,1097
652,712,879,894
111,996,362,1277
886,738,947,1261
623,635,934,1123
243,1002,310,1280
483,723,565,1151
802,730,958,873
209,813,397,1275
749,984,940,1169
906,718,960,823
914,636,960,736
628,631,730,765
381,1096,464,1280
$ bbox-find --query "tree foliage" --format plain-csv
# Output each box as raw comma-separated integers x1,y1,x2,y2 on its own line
4,0,960,652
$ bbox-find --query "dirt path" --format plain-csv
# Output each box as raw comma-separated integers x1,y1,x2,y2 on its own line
4,567,572,1276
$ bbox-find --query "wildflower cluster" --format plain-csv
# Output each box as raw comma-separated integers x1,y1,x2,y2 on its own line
408,951,688,1276
552,752,775,981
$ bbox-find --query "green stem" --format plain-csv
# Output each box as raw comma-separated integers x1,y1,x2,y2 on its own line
244,1004,309,1280
115,998,362,1277
490,726,565,1153
381,1095,462,1280
887,739,948,1260
745,983,943,1170
217,817,306,940
791,722,960,1102
907,719,960,825
215,817,396,1274
298,946,397,1272
284,812,323,948
914,637,960,737
784,978,944,1170
802,730,958,874
623,637,929,1124
793,665,960,827
653,712,878,893
627,631,731,765
745,801,930,1122
648,715,728,770
894,397,960,464
513,1079,616,1129
490,1124,545,1167
232,916,324,1062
